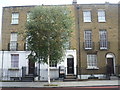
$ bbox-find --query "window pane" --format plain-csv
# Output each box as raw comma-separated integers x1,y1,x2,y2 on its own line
98,10,106,22
27,12,30,22
11,54,19,68
87,54,97,69
83,11,91,22
84,30,92,49
99,30,108,49
11,13,19,24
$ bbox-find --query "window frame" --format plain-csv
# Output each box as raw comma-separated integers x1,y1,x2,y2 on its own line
27,12,31,22
10,32,18,51
83,10,92,22
98,10,106,22
11,12,19,24
99,30,108,50
84,30,92,49
11,54,19,68
87,54,98,69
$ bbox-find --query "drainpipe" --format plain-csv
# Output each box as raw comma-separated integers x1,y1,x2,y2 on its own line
77,6,81,79
1,49,4,80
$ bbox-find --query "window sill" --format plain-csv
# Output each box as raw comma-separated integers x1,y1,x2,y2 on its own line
84,48,92,50
100,48,108,50
98,21,106,23
86,67,99,70
11,23,19,25
84,21,92,23
49,67,58,70
8,68,19,70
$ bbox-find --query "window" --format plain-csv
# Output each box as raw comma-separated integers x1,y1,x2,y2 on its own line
25,37,28,50
11,54,19,68
99,30,108,49
10,32,18,51
11,13,19,24
87,54,98,69
64,40,70,49
27,12,30,22
98,10,106,22
50,61,57,67
84,30,92,49
83,11,91,22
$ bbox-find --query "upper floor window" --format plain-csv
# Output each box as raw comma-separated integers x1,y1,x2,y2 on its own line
11,54,19,68
99,30,108,50
10,32,18,42
84,30,92,49
83,11,91,22
27,12,30,22
10,32,18,51
98,10,106,22
11,13,19,24
87,54,98,69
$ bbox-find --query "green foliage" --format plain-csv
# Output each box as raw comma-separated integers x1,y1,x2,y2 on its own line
25,6,73,64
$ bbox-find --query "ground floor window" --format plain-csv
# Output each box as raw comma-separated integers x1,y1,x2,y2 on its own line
11,54,19,68
87,54,98,69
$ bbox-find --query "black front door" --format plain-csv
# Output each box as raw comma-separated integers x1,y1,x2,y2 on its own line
107,58,114,75
67,58,74,74
28,59,35,75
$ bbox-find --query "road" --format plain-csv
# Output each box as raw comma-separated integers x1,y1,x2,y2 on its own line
1,86,120,90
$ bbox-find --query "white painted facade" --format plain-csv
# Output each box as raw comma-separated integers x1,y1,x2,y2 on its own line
0,50,77,81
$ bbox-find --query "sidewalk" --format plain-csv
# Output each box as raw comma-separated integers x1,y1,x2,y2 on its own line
0,80,119,88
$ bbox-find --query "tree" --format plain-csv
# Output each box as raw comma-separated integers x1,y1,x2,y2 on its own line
25,6,73,84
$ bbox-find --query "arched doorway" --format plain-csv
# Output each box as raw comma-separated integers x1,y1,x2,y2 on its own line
106,53,115,75
67,55,74,74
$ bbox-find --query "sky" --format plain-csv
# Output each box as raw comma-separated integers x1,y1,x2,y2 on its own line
0,0,119,34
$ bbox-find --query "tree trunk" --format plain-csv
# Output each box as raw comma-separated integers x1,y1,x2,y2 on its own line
47,55,50,84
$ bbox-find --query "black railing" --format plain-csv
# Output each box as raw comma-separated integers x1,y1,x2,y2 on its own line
98,41,110,50
8,42,18,51
24,43,29,51
83,42,94,50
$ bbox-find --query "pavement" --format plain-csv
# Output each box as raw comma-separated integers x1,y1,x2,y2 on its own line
0,80,120,88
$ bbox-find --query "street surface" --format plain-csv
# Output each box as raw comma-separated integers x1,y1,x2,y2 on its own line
1,86,120,90
0,80,120,90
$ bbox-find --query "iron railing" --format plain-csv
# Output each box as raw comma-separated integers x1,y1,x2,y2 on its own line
83,42,94,50
8,42,18,51
98,41,110,50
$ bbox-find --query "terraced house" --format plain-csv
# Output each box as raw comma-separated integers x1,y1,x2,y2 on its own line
0,0,120,81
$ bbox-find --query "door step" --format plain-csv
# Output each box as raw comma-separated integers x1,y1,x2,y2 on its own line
64,75,77,81
21,75,34,82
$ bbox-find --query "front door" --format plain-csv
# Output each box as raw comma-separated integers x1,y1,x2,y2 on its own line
107,58,114,75
67,58,74,74
28,59,35,75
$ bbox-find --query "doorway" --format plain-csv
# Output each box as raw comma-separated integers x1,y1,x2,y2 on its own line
67,57,74,74
106,53,115,75
28,59,35,75
107,58,114,75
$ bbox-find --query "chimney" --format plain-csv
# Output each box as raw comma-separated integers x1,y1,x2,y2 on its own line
72,0,77,4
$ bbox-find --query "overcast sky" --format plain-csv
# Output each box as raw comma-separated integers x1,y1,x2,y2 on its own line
0,0,119,31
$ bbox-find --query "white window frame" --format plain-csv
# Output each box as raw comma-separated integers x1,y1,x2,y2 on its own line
87,54,98,69
83,11,91,22
11,54,19,68
98,10,106,22
10,32,18,51
11,13,19,24
99,30,108,50
84,30,92,49
27,12,30,22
